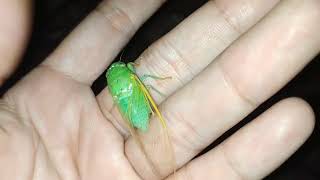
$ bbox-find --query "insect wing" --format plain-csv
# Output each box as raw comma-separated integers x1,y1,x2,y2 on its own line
125,76,150,131
132,75,177,178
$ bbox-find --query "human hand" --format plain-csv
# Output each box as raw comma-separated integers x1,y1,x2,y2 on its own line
1,0,319,179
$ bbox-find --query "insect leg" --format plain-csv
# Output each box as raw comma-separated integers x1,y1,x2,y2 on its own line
109,100,117,112
141,86,155,116
127,62,139,73
145,84,166,98
129,62,140,66
140,74,172,82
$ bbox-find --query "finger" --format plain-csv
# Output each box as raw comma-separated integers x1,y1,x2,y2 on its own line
168,98,315,180
0,0,31,84
134,0,280,102
125,0,320,178
42,0,166,85
97,0,280,136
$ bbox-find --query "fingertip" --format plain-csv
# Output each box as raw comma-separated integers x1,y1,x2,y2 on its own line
273,97,315,144
216,97,316,179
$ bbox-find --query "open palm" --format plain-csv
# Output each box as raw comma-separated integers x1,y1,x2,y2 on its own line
1,0,319,179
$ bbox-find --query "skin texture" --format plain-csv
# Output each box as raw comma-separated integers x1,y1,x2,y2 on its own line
0,0,31,84
0,0,319,180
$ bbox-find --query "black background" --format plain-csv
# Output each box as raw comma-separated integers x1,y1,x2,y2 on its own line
1,0,320,179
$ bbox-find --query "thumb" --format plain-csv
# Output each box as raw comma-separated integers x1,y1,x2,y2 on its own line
0,0,32,85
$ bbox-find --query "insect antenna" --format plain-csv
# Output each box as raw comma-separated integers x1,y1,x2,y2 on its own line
118,47,128,63
119,50,125,62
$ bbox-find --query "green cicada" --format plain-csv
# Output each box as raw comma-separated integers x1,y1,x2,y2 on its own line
106,61,176,176
106,62,167,131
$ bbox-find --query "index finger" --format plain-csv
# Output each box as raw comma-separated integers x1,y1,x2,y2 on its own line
42,0,166,85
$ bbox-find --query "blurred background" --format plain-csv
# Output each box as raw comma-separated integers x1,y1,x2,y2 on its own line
1,0,319,179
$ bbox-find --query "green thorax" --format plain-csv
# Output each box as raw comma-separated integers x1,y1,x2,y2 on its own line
106,62,151,131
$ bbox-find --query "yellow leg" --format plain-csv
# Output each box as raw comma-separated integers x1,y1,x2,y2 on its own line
140,74,172,82
145,84,166,97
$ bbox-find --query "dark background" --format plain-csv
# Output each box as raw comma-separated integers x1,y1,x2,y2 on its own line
1,0,319,179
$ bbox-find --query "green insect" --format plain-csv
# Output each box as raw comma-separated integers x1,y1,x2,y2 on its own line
106,62,166,131
106,61,176,177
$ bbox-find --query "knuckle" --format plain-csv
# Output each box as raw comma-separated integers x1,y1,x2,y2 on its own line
220,146,248,180
163,107,207,154
209,0,242,34
95,1,136,35
217,62,257,108
142,37,195,86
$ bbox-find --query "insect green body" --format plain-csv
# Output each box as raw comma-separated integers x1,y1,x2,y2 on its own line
106,61,177,177
106,62,151,131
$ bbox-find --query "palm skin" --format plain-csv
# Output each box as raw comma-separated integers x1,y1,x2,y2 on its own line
1,0,320,180
2,66,139,179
